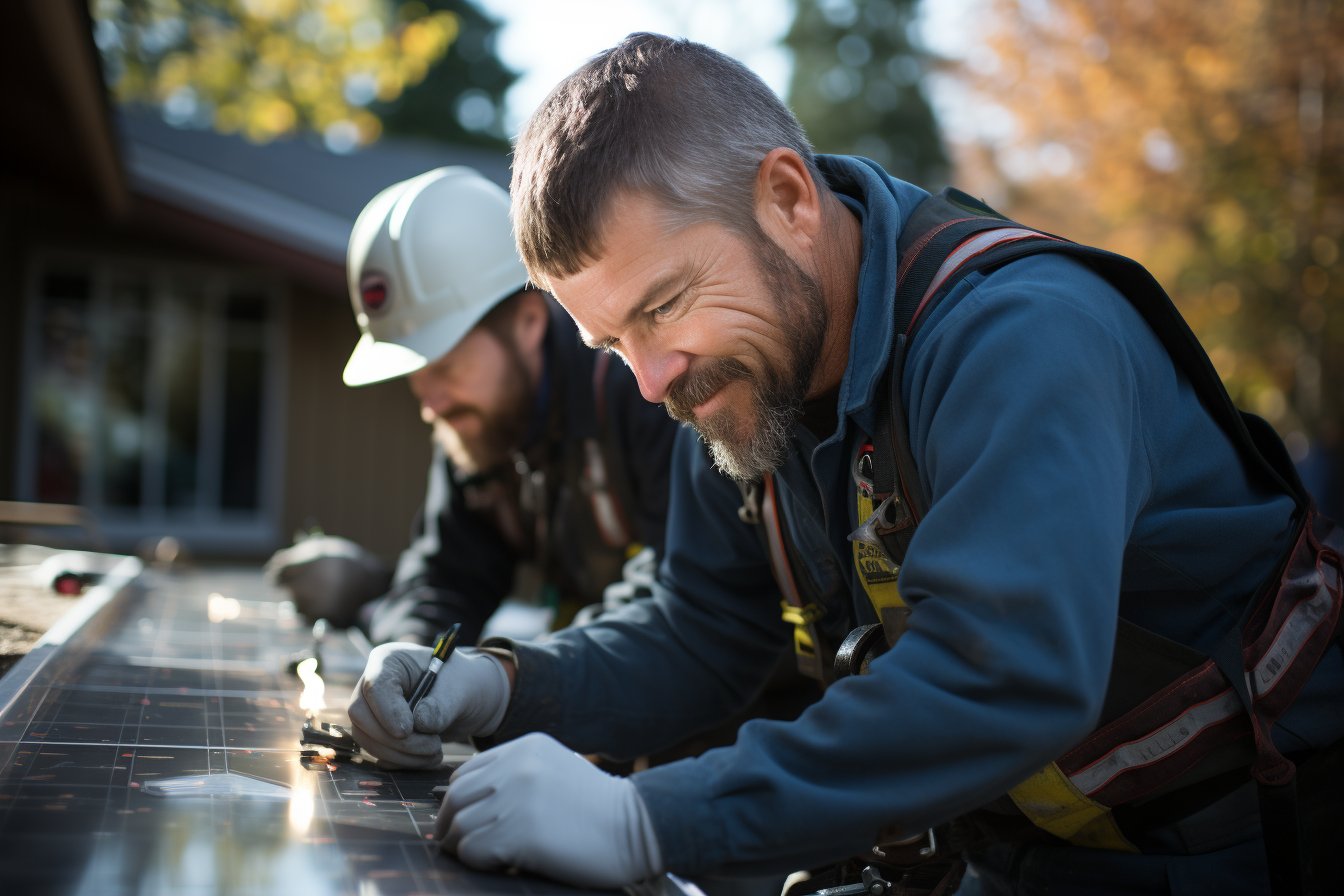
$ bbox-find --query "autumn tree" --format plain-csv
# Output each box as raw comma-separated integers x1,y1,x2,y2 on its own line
90,0,480,150
785,0,948,187
371,0,515,152
940,0,1342,469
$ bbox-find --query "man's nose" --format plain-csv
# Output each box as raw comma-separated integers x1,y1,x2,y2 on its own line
625,343,689,405
410,376,455,419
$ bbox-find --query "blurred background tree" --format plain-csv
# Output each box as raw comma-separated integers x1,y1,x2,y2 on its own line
91,0,514,153
371,0,514,151
933,0,1342,474
786,0,948,187
87,0,1341,504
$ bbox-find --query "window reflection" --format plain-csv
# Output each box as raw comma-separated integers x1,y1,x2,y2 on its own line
22,261,280,547
34,271,93,504
102,277,150,508
163,286,204,510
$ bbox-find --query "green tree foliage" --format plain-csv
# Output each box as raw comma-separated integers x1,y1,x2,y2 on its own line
90,0,494,151
785,0,948,187
942,0,1343,455
371,0,515,151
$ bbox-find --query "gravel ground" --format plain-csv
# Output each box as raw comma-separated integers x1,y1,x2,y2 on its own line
0,545,93,677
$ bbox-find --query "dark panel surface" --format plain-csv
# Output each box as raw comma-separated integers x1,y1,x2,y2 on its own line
0,564,618,895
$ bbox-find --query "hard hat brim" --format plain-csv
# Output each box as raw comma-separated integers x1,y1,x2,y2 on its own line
342,287,518,387
342,333,429,387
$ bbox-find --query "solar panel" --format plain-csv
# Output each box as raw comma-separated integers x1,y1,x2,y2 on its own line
0,560,645,895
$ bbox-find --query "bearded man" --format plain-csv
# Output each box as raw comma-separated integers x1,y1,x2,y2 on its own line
348,38,1344,896
334,166,677,647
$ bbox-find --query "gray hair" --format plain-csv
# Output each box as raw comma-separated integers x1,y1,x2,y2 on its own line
510,32,820,288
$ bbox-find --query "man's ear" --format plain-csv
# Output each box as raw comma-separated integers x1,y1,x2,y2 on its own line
513,289,549,356
754,148,822,253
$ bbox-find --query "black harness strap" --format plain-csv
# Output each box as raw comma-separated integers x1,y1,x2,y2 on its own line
879,189,1305,527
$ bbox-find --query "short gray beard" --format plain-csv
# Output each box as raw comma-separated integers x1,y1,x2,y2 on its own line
666,232,826,482
700,388,799,482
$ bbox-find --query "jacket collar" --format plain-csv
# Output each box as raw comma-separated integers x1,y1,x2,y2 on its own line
814,155,930,442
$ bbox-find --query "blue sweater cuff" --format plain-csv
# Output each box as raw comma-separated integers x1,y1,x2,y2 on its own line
632,759,729,875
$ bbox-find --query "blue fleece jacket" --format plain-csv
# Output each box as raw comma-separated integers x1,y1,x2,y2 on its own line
489,157,1344,884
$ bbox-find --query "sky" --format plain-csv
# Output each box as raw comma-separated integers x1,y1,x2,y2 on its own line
474,0,796,131
472,0,980,138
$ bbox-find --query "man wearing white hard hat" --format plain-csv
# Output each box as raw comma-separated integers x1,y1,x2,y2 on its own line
306,166,679,647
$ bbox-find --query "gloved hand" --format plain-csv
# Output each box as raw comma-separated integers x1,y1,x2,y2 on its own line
264,534,392,628
436,732,663,888
346,642,510,768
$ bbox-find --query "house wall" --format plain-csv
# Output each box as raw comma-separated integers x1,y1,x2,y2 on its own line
281,286,431,566
1,195,429,564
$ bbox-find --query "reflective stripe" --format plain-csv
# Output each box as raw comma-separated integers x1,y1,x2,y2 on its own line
1066,568,1338,797
1068,687,1243,796
908,228,1056,335
1254,570,1336,697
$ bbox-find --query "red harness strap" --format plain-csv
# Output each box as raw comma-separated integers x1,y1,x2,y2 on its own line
1056,506,1343,808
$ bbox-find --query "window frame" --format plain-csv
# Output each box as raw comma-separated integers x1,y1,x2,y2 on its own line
15,249,289,555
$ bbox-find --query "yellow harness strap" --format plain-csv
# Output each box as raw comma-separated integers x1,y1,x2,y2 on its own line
1007,765,1137,851
853,488,909,639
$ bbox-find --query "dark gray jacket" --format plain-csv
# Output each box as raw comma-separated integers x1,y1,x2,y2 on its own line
367,297,677,645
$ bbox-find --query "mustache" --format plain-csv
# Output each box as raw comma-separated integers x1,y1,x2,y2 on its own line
423,405,481,428
664,357,752,423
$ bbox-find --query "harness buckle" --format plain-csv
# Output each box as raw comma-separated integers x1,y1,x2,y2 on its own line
869,827,949,864
849,495,908,550
780,600,825,627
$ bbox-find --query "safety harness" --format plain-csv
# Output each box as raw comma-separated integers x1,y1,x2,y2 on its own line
508,341,641,621
750,188,1343,894
583,350,637,549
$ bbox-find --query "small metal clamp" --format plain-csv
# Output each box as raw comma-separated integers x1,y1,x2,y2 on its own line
299,719,358,761
803,865,892,896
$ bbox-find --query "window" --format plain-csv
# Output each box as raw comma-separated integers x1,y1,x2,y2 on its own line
17,256,286,554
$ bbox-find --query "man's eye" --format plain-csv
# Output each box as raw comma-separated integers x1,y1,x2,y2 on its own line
652,296,679,318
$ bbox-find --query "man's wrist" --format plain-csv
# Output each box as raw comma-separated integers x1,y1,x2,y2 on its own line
475,645,517,688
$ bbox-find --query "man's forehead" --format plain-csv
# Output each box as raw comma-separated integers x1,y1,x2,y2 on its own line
548,268,624,349
549,193,680,314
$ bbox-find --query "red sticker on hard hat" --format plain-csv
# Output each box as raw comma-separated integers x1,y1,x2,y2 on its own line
360,274,389,313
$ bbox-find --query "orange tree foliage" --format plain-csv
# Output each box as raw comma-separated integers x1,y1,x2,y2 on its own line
940,0,1342,454
91,0,458,148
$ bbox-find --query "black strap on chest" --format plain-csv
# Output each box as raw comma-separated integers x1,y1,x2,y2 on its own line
872,187,1306,532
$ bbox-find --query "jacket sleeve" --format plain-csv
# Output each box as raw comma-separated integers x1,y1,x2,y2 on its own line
487,425,795,758
365,447,516,645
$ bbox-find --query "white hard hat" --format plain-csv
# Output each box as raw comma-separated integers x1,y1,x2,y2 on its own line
342,167,528,387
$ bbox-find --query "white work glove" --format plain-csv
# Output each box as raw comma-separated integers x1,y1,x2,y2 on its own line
437,732,663,888
346,642,510,769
